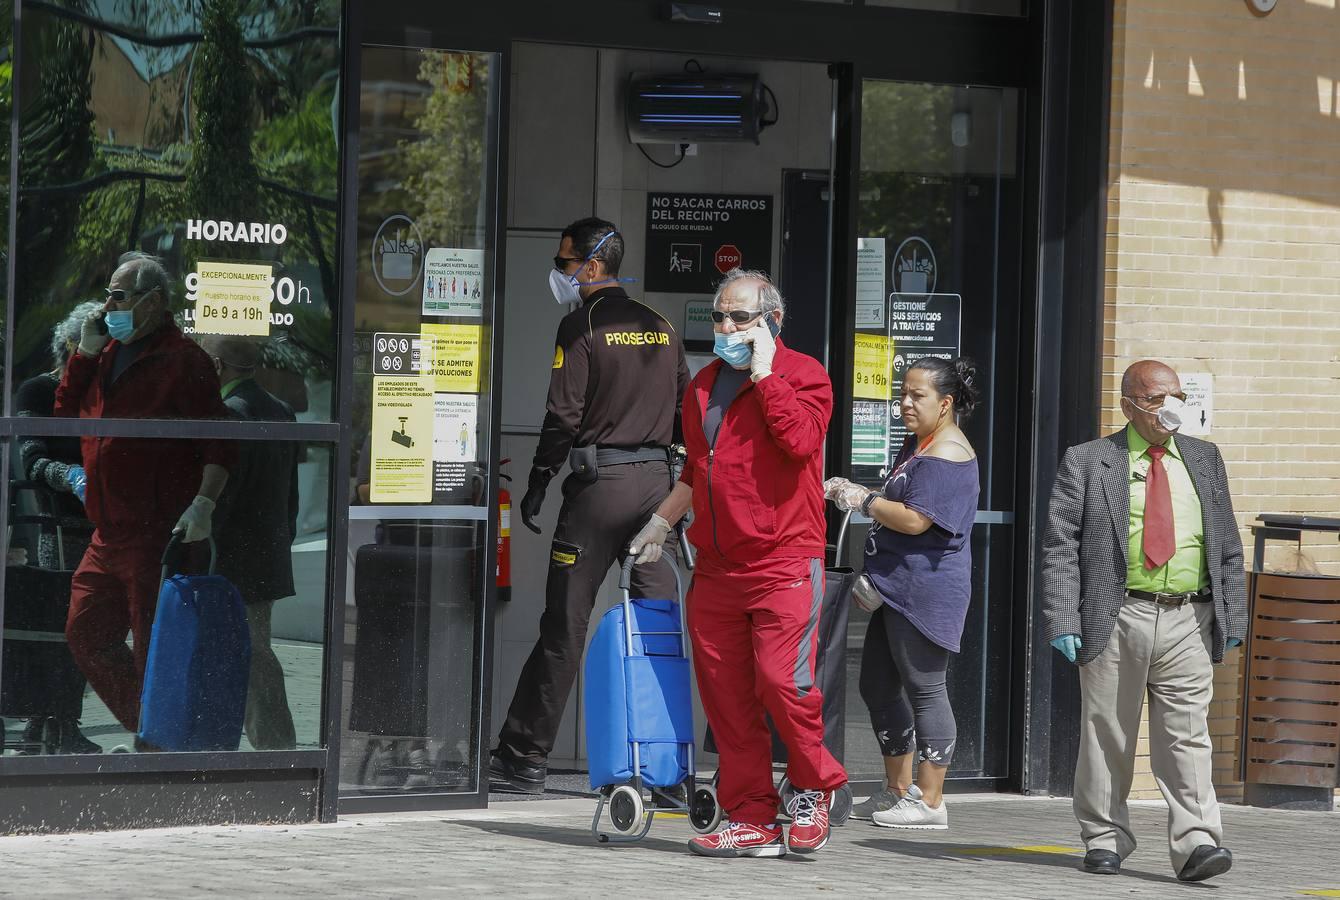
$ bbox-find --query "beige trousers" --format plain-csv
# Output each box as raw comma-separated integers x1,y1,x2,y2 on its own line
1074,595,1223,873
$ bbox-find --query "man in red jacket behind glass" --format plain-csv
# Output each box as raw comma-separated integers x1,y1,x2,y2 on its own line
56,253,233,747
630,269,847,858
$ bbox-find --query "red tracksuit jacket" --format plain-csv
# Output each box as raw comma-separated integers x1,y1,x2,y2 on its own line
679,339,833,562
55,322,236,537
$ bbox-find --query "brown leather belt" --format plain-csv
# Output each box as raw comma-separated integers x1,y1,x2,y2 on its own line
1127,589,1211,608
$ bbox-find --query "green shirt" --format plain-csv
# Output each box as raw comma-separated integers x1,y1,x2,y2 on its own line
1126,426,1209,593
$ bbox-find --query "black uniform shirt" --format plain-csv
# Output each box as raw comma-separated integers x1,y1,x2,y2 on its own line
532,287,689,483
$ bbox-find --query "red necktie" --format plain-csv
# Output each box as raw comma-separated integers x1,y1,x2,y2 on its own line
1143,445,1175,570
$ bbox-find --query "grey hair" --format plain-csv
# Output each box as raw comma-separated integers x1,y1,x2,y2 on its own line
713,268,785,317
52,300,105,368
117,251,172,300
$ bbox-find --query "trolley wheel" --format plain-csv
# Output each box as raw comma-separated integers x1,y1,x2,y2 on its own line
778,777,854,827
608,784,645,836
689,784,723,834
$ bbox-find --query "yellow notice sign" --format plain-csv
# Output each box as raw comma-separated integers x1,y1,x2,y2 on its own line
194,261,272,336
422,323,482,393
853,333,893,401
370,377,434,503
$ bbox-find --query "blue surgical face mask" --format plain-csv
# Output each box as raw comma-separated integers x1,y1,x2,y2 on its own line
105,291,150,342
713,332,752,368
105,311,136,342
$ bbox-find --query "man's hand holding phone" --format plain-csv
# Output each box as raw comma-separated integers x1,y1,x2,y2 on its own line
741,313,779,382
78,310,111,357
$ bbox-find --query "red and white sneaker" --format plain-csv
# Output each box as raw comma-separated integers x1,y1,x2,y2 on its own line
688,821,787,858
785,788,832,854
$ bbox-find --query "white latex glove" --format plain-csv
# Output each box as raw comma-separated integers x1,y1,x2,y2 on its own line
628,513,671,565
742,320,777,381
823,476,873,513
78,310,111,357
173,495,216,543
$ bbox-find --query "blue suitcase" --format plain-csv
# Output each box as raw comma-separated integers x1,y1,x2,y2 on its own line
584,557,721,842
139,535,251,752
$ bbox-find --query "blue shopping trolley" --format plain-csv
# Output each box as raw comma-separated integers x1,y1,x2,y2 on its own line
585,555,723,843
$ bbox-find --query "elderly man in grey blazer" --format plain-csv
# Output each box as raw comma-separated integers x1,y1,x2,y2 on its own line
1042,359,1247,883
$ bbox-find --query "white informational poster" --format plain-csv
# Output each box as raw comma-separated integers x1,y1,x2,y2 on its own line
855,237,886,328
422,248,484,316
1177,373,1214,436
434,393,479,463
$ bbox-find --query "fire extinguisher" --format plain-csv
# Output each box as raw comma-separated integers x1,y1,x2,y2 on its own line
497,459,512,602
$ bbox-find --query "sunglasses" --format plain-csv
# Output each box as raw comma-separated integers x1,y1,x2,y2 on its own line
710,308,764,325
104,287,153,306
553,255,585,272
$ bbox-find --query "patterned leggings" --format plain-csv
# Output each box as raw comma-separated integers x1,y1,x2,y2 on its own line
858,605,956,767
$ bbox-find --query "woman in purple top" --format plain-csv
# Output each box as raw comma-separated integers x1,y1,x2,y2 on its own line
824,357,981,831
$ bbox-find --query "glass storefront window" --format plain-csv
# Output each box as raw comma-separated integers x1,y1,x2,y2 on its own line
10,0,340,422
339,46,498,797
842,80,1021,782
1,0,341,766
2,438,331,754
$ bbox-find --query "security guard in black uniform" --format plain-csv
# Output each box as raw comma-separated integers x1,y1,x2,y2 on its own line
490,217,689,793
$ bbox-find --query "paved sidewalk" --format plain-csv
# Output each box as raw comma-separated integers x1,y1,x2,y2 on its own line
0,794,1336,898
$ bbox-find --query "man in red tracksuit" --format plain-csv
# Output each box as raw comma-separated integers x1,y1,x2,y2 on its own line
56,254,234,746
630,269,847,858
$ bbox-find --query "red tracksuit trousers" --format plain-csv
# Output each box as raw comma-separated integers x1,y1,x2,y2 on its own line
688,553,847,827
65,537,164,732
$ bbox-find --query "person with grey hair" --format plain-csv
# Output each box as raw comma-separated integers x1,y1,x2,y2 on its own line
54,254,234,747
8,299,107,754
631,269,847,858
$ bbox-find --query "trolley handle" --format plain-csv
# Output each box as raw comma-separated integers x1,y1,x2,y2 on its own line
833,508,853,568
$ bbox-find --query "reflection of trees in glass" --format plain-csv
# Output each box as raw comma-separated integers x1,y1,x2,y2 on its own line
16,7,95,307
11,0,340,385
186,0,259,242
401,52,488,249
859,81,952,181
858,82,954,283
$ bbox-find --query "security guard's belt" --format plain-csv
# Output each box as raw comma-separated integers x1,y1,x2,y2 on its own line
569,445,669,482
1127,588,1211,608
595,446,669,466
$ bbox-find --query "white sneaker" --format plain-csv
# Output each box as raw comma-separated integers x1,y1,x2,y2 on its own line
850,787,903,820
870,784,948,830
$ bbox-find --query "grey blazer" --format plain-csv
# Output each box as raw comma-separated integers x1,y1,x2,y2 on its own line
1041,429,1248,665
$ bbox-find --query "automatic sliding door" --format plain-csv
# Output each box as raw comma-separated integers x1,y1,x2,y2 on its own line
843,81,1022,783
340,45,500,802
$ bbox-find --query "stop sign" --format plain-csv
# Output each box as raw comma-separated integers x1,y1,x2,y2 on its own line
714,244,742,274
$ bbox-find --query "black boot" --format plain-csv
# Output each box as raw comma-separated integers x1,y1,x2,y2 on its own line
489,749,547,794
51,720,103,755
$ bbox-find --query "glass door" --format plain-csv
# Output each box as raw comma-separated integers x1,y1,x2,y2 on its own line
339,44,501,803
841,80,1022,783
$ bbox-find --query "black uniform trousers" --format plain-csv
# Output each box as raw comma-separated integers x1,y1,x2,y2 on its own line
498,459,679,765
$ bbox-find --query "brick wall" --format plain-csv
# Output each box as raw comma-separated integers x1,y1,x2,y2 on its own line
1105,0,1340,800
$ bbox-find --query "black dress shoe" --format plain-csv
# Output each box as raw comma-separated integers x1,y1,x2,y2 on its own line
1178,845,1232,882
488,751,547,794
1083,849,1121,875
